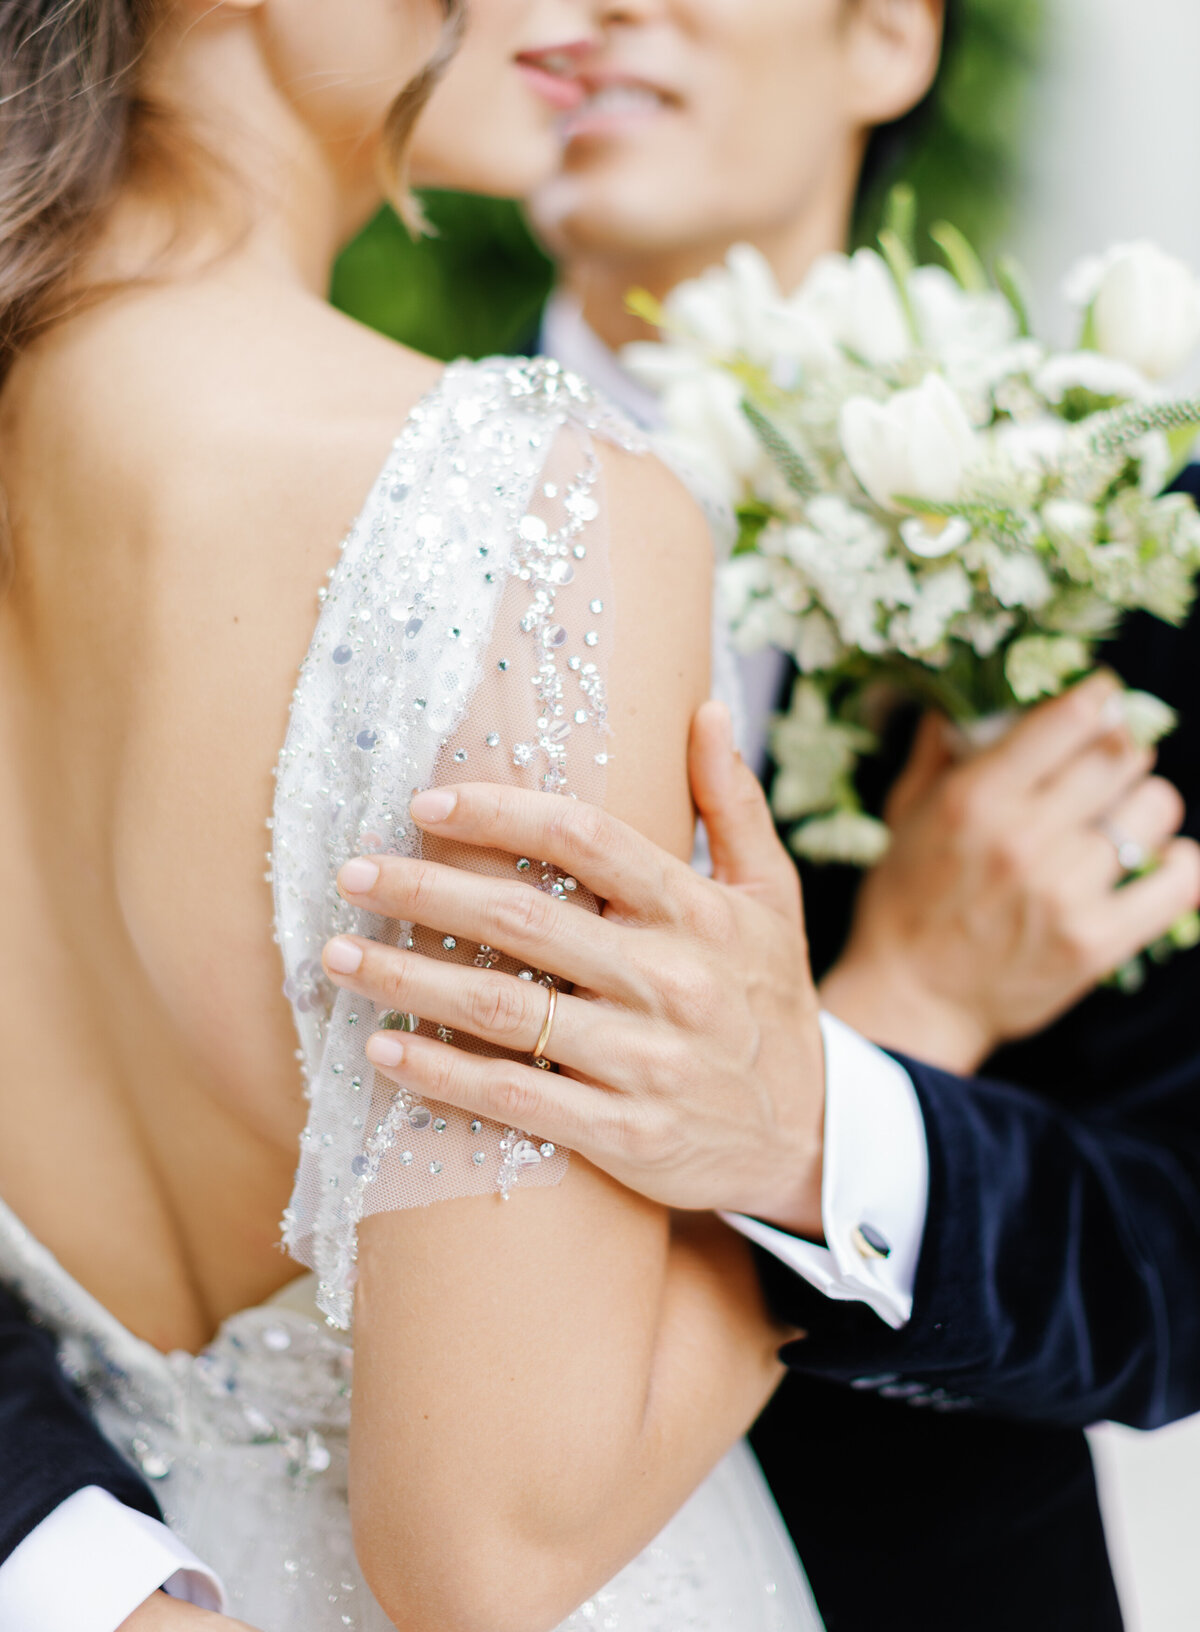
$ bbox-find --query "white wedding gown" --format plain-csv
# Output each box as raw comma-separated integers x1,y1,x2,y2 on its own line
0,358,823,1632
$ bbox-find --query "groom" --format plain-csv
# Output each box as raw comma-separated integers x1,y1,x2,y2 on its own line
3,5,1200,1631
519,0,1200,1627
517,1,1200,1627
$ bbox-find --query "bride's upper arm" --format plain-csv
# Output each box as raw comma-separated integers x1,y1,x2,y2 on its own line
349,439,718,1628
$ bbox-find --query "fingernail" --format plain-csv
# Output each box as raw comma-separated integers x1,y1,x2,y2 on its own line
1100,693,1127,730
366,1033,405,1068
339,858,380,894
411,789,457,824
324,937,364,975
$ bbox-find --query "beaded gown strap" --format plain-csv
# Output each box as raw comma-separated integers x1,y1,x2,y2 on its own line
273,357,648,1327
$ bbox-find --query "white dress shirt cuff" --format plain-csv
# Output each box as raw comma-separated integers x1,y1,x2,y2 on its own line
0,1486,225,1632
722,1012,929,1330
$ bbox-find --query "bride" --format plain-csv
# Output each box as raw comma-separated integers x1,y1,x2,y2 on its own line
0,1,822,1628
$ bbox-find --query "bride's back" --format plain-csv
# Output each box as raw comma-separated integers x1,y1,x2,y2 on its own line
0,0,469,1353
0,274,442,1349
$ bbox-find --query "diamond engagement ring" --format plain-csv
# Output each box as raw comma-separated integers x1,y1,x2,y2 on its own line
1098,818,1148,876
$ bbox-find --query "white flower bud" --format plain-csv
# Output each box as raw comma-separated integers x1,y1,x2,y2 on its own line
790,811,892,866
839,374,978,513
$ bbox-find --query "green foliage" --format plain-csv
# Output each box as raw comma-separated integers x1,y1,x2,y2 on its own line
332,0,1044,358
331,191,552,360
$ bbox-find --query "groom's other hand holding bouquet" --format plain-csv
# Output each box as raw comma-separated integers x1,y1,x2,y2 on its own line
821,670,1200,1072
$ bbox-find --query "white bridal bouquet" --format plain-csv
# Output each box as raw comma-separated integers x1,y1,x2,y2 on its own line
626,202,1200,907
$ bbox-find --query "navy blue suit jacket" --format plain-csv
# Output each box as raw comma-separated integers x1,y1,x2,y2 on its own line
0,1282,161,1564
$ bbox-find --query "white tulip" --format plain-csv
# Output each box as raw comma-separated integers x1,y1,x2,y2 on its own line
1066,242,1200,381
795,249,911,366
651,244,838,372
658,367,767,503
839,373,979,512
909,265,1017,360
663,246,777,357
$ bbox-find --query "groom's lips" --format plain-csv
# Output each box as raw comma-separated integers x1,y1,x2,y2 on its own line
561,72,680,139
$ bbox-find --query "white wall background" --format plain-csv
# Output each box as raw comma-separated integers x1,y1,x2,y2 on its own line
1009,4,1200,1628
1013,0,1200,367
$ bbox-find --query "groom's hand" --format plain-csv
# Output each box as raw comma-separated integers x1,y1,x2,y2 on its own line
323,701,828,1237
119,1593,259,1631
821,674,1200,1071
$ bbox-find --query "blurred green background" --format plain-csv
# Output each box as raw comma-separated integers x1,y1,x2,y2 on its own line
331,0,1042,360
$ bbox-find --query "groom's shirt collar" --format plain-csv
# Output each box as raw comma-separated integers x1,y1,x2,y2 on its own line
540,291,664,431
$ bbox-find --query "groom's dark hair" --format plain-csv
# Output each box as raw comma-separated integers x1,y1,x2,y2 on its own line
855,0,960,217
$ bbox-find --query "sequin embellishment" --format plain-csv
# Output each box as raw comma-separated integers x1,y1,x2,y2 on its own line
274,358,644,1329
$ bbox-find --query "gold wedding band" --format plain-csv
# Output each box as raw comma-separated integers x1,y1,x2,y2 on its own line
532,983,558,1068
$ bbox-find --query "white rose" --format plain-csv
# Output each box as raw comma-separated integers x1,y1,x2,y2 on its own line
1067,242,1200,381
795,249,911,366
839,373,979,513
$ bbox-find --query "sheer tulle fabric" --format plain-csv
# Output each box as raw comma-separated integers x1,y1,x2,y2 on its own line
274,358,641,1327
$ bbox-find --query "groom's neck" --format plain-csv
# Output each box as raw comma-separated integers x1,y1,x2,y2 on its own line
560,187,857,355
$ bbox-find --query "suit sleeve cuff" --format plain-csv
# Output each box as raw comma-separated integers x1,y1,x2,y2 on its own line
0,1486,225,1631
722,1012,929,1330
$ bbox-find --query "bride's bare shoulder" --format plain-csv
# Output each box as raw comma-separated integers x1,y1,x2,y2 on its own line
17,280,446,566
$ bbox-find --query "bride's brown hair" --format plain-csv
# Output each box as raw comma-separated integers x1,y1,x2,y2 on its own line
0,0,465,383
